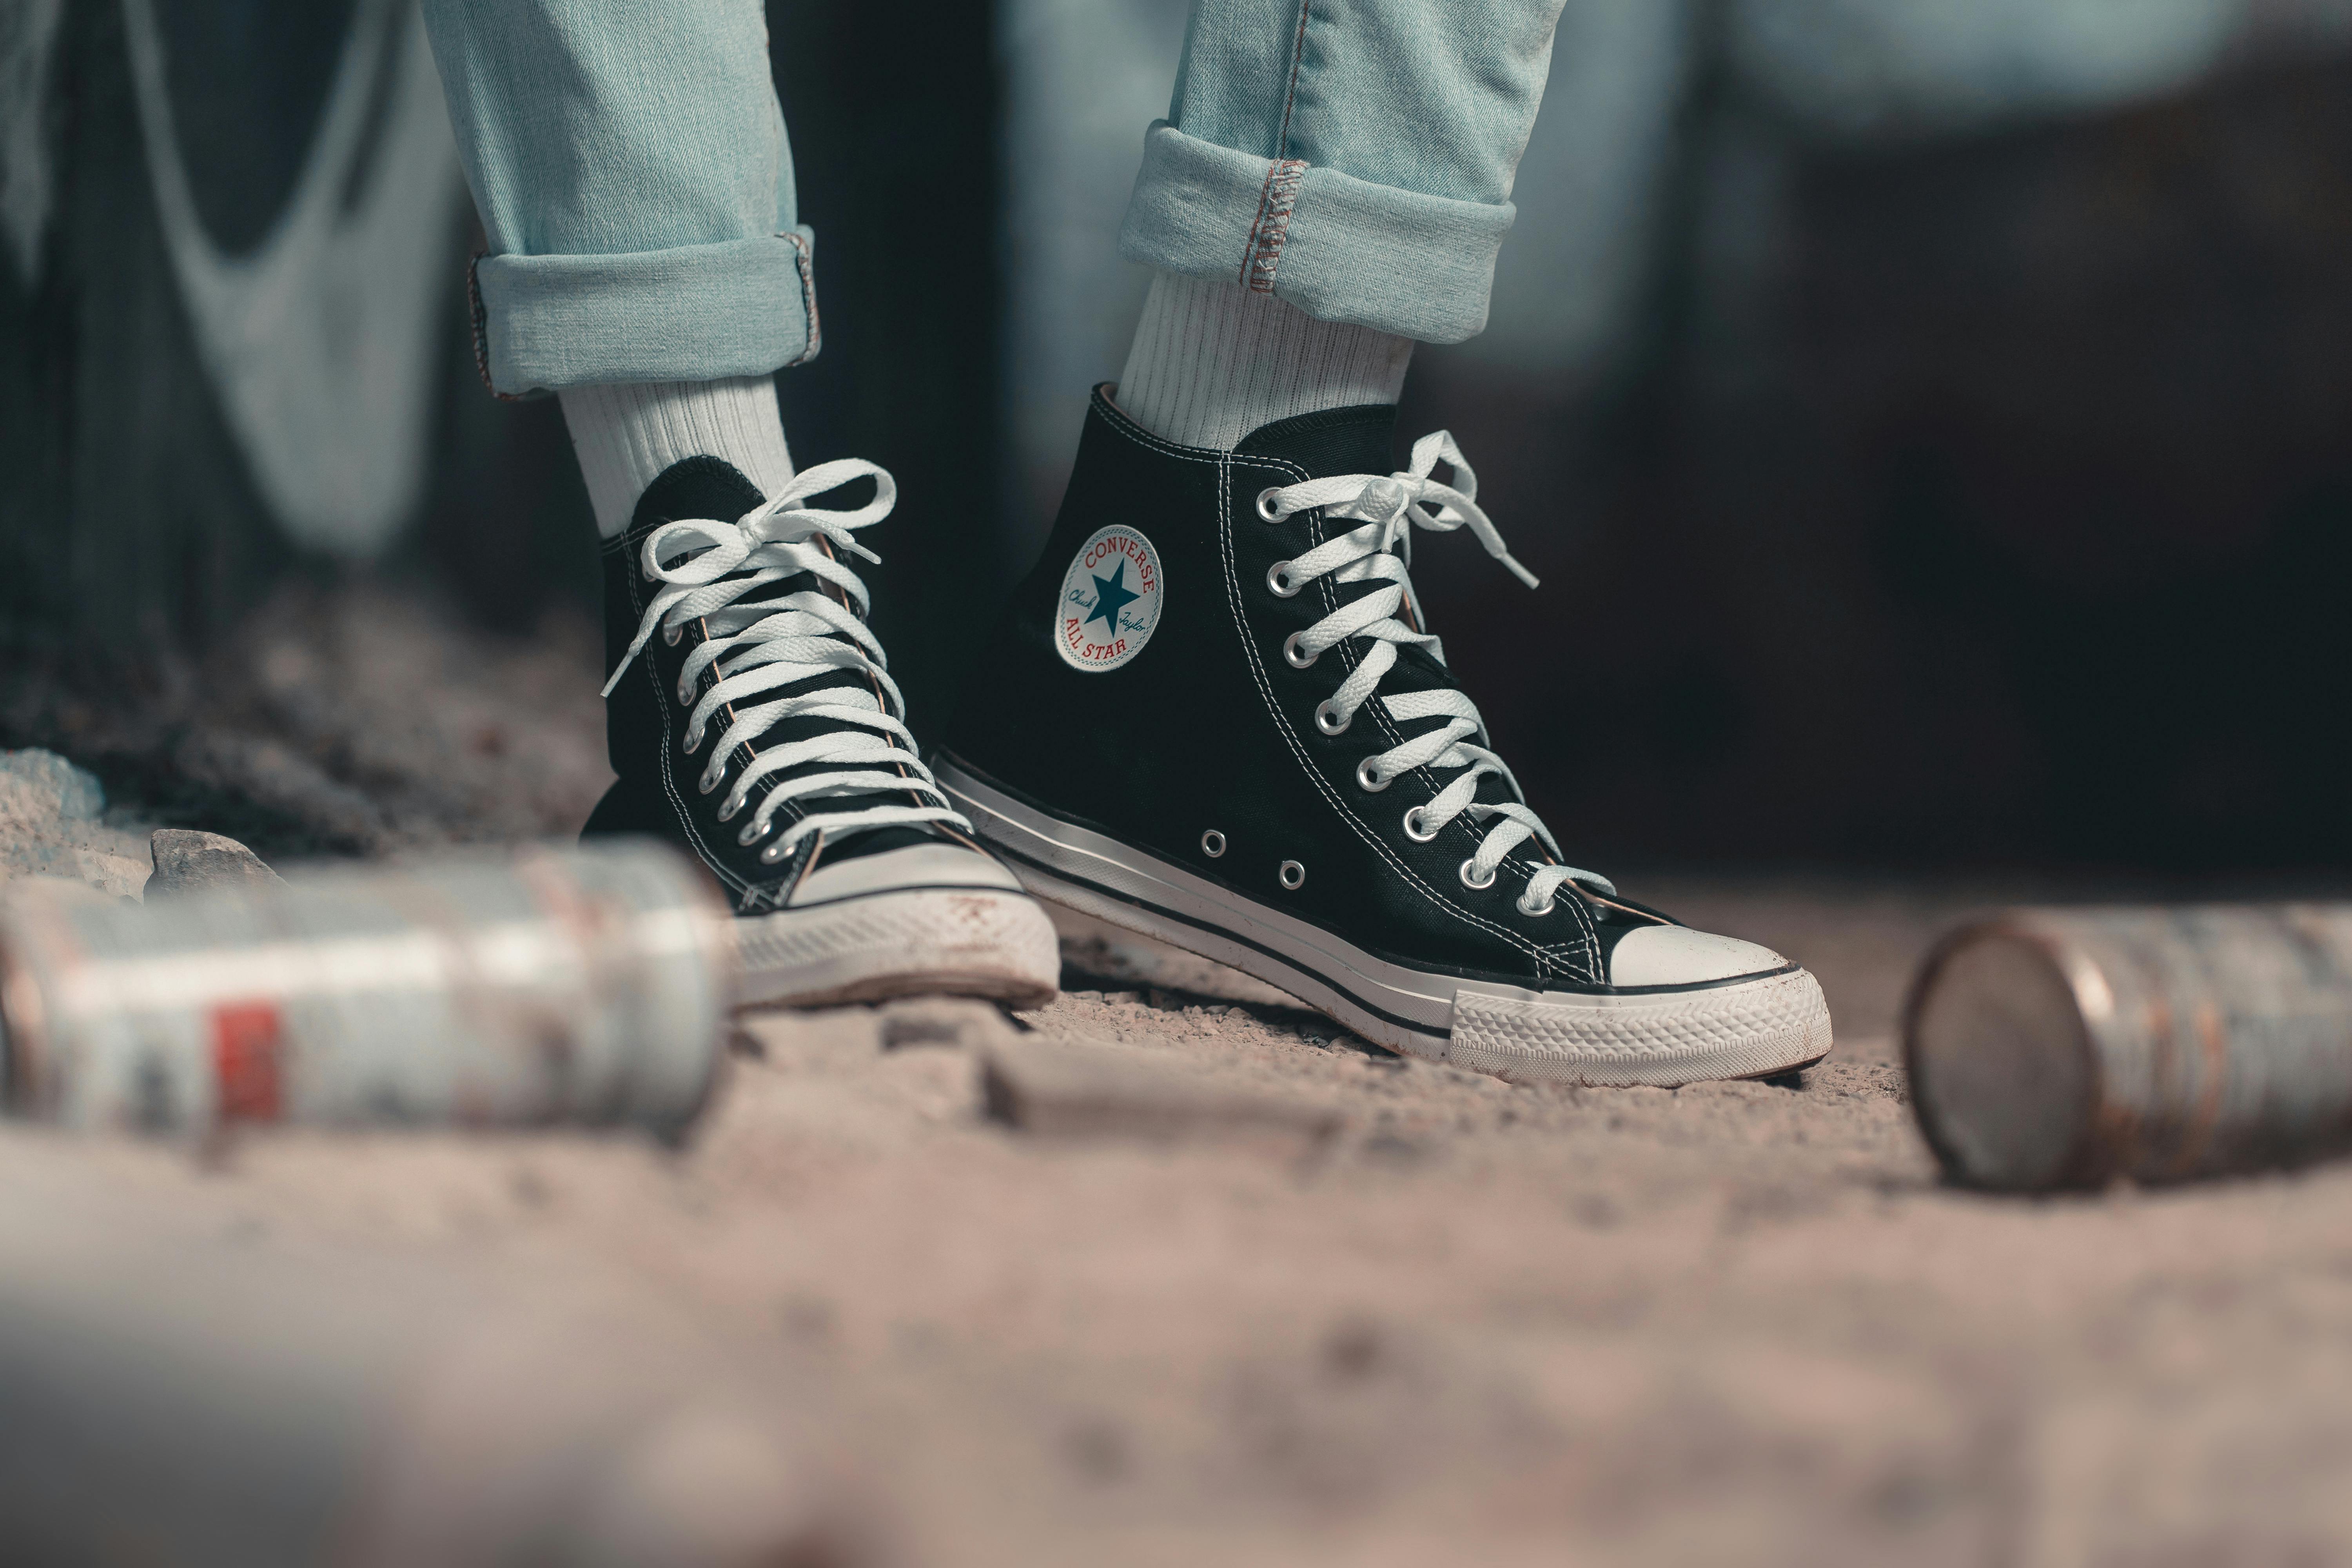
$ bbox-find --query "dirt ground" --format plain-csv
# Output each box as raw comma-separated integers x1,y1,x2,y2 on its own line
4,588,2349,1564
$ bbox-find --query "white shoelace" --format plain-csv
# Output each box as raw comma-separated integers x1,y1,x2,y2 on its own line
603,458,969,864
1258,430,1615,916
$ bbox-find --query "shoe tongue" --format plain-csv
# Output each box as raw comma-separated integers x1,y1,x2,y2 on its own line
629,456,813,613
1233,403,1399,479
628,455,768,539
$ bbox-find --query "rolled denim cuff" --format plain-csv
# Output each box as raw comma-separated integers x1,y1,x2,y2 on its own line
467,227,821,398
1116,122,1513,345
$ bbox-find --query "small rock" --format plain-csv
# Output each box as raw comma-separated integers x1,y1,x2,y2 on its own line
1061,1417,1132,1483
507,1167,553,1210
0,751,154,900
0,748,106,829
876,998,1013,1052
982,1036,1341,1155
779,1295,836,1343
1321,1318,1387,1380
1358,1132,1425,1166
147,830,283,897
71,848,151,902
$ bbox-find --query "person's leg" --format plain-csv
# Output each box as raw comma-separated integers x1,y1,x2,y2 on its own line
417,0,1059,1007
419,0,806,536
938,0,1833,1084
1112,0,1563,448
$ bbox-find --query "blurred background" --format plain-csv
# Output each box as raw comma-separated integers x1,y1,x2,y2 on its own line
6,0,2352,874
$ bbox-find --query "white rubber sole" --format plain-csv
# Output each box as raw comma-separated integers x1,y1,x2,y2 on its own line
733,884,1062,1011
935,759,1833,1087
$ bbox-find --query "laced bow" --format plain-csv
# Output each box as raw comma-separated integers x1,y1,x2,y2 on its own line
1260,430,1615,914
604,458,967,862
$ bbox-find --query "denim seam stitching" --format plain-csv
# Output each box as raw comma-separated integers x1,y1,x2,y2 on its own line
466,252,528,404
781,230,822,368
1239,159,1307,295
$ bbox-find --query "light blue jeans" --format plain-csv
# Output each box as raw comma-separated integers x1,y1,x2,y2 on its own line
422,0,1565,396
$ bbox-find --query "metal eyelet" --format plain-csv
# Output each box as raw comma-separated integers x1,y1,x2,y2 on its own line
1201,829,1226,858
679,730,702,755
1266,561,1301,598
1402,806,1439,843
662,622,683,647
716,793,744,823
1517,889,1557,916
1314,701,1350,737
1356,758,1391,793
1256,487,1285,522
1459,858,1497,891
1278,860,1306,890
697,768,722,796
677,679,696,704
1283,632,1318,669
737,820,767,846
759,840,787,863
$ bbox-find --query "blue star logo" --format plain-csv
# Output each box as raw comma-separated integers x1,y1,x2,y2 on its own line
1086,559,1143,635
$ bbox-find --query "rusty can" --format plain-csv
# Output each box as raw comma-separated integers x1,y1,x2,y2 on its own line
0,839,736,1138
1903,905,2352,1191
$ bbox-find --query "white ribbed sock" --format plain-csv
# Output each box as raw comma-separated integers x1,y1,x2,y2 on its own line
1114,271,1415,452
558,375,795,538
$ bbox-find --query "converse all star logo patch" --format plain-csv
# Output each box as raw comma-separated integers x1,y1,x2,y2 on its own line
1055,524,1164,672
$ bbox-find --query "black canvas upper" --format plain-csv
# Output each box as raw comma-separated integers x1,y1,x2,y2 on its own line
584,456,966,912
942,387,1668,991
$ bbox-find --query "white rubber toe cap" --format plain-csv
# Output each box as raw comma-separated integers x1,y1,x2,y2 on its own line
791,840,1025,906
1609,924,1788,987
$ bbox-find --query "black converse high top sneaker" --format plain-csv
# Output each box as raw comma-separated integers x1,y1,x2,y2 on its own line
935,388,1831,1085
587,454,1060,1009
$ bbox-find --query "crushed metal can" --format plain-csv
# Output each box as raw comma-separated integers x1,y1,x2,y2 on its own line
0,839,735,1139
1904,904,2352,1191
